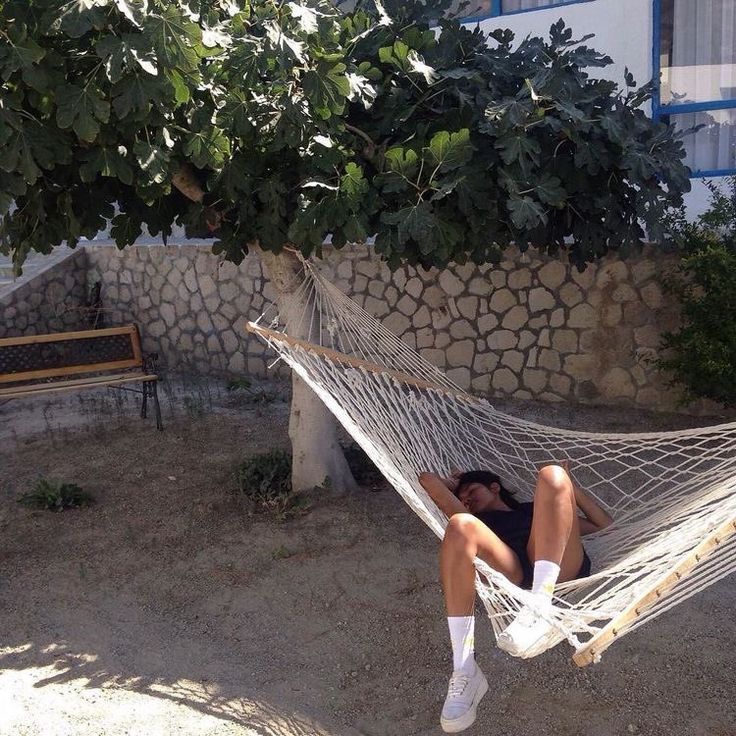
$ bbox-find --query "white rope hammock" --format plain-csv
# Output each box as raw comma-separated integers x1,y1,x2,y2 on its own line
247,258,736,666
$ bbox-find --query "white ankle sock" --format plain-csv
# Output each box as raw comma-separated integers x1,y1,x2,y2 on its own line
531,560,561,599
447,616,475,673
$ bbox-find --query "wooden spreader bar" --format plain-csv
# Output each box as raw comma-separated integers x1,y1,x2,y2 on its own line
573,517,736,667
246,322,474,403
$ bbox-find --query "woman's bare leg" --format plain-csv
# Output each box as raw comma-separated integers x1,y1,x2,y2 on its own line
441,513,523,616
526,464,585,582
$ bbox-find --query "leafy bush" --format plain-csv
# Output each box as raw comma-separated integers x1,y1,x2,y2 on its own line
18,478,94,512
234,449,308,518
658,178,736,407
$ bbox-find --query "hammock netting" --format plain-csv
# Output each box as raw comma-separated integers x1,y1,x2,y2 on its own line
248,259,736,666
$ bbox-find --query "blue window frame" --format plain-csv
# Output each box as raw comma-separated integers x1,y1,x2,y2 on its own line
652,0,736,177
452,0,594,24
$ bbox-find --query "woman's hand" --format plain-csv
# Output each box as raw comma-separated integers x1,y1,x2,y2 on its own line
444,468,464,493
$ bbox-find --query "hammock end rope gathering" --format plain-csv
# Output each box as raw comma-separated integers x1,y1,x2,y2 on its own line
245,261,736,667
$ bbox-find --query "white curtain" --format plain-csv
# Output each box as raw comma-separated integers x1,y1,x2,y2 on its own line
502,0,564,11
666,0,736,104
664,0,736,172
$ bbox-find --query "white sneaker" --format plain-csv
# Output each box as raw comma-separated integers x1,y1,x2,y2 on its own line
496,600,555,658
440,663,488,733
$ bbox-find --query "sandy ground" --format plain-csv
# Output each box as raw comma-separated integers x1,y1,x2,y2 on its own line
1,379,735,736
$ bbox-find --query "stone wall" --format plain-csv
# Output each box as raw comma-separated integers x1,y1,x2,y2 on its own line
84,244,279,377
82,242,702,413
0,248,89,339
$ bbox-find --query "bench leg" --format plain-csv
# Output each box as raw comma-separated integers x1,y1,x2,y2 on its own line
153,380,163,431
141,382,148,419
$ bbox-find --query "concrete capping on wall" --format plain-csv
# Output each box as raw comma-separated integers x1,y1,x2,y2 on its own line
0,247,89,339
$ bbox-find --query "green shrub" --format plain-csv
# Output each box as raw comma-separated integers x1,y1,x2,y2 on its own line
658,178,736,407
234,449,307,518
18,478,94,512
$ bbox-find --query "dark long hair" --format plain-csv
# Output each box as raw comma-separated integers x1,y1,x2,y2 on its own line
456,471,520,510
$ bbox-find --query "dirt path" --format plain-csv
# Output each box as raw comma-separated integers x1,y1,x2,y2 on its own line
1,385,734,736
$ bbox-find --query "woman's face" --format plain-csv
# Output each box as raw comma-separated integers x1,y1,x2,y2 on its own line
457,482,496,514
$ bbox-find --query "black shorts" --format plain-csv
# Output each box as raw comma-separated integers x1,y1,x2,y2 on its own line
519,549,591,590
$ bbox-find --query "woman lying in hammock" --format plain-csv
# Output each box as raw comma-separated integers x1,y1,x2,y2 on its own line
418,462,613,734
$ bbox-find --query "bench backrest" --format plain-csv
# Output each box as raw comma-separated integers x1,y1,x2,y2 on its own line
0,325,144,384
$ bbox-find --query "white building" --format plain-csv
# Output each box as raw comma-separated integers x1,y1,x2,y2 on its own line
452,0,736,216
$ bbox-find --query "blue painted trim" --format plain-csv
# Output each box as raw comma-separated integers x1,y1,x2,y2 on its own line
455,0,593,25
690,169,736,178
659,99,736,114
500,0,594,16
652,0,661,118
653,0,736,178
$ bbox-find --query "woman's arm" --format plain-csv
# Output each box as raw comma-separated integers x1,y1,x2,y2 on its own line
562,461,614,535
418,472,467,518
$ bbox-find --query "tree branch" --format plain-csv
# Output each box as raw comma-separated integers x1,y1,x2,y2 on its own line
171,163,224,231
344,123,375,149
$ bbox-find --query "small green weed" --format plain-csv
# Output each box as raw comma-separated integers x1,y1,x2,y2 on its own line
18,478,94,512
226,377,280,405
272,545,292,560
234,449,309,518
226,377,253,391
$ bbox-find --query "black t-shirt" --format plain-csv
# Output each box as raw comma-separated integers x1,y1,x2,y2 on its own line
475,502,534,560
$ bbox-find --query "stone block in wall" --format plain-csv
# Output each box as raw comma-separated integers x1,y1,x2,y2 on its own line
508,269,532,290
446,367,471,388
447,339,473,367
537,261,566,290
438,270,464,298
501,305,528,331
490,288,516,314
599,367,636,399
413,305,431,329
640,281,663,309
450,320,476,340
523,368,548,393
501,350,524,373
473,351,500,374
492,368,518,393
529,287,555,312
569,303,597,329
487,330,517,350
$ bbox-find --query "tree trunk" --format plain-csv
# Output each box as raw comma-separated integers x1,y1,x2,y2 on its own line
258,247,358,494
170,166,355,492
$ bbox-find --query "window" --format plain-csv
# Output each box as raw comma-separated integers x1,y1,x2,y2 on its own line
502,0,578,12
655,0,736,176
448,0,593,22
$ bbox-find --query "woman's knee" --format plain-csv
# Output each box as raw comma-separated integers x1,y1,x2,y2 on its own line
536,464,573,498
443,513,479,544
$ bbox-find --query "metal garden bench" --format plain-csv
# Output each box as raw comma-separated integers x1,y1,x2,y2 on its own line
0,324,162,429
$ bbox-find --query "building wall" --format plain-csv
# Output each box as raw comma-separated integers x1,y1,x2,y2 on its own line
83,243,723,415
